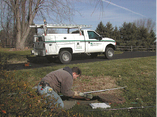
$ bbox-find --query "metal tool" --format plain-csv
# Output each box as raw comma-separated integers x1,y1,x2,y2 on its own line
86,106,155,111
83,86,127,94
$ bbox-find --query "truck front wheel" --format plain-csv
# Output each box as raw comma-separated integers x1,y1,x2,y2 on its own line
59,50,72,64
105,47,114,59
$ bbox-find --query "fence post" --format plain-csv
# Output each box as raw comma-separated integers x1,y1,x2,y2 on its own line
131,46,133,51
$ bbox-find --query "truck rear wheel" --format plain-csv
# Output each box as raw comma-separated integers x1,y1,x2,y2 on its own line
105,47,114,59
59,50,72,64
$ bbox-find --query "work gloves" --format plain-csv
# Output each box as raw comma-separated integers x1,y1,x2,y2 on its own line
74,91,93,99
82,93,93,99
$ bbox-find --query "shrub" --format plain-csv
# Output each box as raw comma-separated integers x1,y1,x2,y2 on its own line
0,53,8,70
0,70,67,116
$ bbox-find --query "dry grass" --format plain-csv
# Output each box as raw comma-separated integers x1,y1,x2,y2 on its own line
73,75,122,96
8,58,28,64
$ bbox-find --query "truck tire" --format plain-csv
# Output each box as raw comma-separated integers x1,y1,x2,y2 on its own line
59,50,72,64
105,47,114,59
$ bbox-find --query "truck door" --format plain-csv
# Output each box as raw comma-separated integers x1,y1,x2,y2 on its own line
34,36,44,50
33,36,46,56
86,31,104,53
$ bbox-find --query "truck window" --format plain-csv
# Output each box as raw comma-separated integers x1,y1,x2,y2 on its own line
87,31,100,39
72,30,84,35
36,37,43,42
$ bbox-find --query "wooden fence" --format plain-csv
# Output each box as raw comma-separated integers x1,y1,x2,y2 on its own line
116,45,156,51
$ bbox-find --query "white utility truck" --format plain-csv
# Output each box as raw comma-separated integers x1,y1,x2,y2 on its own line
30,23,116,64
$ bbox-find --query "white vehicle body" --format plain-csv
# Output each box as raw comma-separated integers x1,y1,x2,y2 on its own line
30,24,116,63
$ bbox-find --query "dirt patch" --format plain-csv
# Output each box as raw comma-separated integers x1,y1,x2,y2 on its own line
73,75,120,94
73,75,125,104
97,94,126,104
8,58,28,64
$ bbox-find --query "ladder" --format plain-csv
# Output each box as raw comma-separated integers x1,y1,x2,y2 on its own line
30,24,92,29
30,23,92,35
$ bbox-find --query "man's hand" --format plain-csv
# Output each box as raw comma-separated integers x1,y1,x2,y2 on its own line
74,91,93,99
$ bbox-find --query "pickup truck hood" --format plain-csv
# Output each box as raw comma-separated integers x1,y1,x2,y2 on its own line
102,37,115,42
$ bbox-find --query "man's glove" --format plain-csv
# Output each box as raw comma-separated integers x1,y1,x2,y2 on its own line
83,93,93,99
74,91,93,99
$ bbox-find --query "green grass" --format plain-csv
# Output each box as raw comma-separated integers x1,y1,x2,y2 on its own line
0,48,31,56
0,48,156,116
0,48,31,64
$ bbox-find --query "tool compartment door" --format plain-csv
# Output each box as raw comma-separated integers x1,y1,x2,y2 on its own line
44,35,57,55
34,36,44,49
74,35,85,53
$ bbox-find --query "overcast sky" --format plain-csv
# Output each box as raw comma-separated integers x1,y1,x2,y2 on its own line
69,0,156,30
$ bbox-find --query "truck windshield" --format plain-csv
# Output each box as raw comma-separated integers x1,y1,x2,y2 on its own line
87,31,100,39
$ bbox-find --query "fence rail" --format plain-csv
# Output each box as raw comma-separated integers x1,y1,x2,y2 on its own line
116,45,156,51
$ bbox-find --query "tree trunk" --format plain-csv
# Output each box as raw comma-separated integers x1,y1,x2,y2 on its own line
14,0,39,50
15,0,23,49
16,41,25,50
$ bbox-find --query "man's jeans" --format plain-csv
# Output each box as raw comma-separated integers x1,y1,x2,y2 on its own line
37,84,64,108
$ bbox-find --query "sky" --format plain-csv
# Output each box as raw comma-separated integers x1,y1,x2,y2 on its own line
35,0,156,32
67,0,156,31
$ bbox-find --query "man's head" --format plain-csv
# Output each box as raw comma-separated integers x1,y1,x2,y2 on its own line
72,67,81,79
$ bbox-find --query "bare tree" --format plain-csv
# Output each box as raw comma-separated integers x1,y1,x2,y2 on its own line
0,0,76,50
0,1,14,47
0,0,104,50
134,18,156,33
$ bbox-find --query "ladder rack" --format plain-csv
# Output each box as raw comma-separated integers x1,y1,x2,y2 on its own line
30,24,92,29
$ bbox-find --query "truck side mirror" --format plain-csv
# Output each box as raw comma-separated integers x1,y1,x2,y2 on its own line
99,36,102,41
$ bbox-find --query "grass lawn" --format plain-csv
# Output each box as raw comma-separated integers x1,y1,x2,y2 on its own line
0,48,156,116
